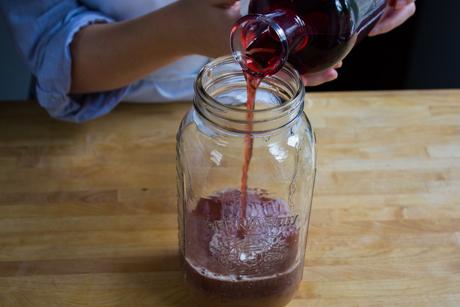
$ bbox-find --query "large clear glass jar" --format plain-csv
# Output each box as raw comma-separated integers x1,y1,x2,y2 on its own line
176,55,316,307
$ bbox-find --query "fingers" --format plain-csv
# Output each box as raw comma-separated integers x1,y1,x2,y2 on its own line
302,68,338,87
301,61,343,86
209,0,240,9
333,61,343,69
368,2,416,36
393,0,416,10
185,0,241,58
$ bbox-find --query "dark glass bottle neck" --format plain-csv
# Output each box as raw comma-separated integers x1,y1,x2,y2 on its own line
230,9,307,77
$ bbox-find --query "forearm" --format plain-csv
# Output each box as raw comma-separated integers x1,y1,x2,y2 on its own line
69,1,197,94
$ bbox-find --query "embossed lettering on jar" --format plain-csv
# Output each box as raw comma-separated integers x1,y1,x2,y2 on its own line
176,55,316,307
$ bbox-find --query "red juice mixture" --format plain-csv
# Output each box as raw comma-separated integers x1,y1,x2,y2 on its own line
181,74,302,306
182,189,304,307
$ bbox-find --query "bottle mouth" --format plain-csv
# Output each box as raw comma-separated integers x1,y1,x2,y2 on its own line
230,14,289,78
194,56,304,134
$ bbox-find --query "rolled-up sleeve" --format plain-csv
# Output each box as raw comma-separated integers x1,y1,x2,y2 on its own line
0,0,130,122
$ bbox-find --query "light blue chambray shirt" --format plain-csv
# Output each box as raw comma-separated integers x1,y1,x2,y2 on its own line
0,0,210,122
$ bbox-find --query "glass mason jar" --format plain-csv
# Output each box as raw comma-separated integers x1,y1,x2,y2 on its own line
176,55,316,307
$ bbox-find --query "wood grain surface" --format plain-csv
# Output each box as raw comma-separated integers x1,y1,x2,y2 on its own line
0,90,459,306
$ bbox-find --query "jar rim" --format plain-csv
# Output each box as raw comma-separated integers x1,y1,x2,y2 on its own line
195,55,303,113
193,55,305,134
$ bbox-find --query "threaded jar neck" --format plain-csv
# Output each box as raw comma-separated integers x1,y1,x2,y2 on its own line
193,56,305,135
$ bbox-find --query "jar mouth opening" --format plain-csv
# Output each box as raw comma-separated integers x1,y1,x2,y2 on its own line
194,55,304,115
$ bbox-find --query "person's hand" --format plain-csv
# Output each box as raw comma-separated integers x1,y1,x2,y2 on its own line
300,62,342,86
368,1,416,36
182,0,242,58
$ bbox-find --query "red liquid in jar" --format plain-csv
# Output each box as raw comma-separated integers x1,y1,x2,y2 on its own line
182,9,314,304
182,189,304,307
182,49,293,307
182,28,303,307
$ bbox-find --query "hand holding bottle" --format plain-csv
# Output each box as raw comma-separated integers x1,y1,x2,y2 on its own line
304,0,416,86
369,0,416,36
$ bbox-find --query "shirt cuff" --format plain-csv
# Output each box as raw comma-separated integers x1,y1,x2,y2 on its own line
35,7,130,123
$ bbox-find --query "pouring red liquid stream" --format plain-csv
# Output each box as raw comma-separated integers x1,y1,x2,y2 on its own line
239,72,262,219
183,189,303,307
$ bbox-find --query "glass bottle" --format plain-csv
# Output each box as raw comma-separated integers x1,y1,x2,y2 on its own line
176,55,316,307
231,0,394,77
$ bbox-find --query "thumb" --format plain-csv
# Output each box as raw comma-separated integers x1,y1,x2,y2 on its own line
208,0,240,9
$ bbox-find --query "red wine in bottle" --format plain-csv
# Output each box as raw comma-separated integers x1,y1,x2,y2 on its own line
232,0,390,76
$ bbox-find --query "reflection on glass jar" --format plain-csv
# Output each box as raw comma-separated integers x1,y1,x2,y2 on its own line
176,55,316,307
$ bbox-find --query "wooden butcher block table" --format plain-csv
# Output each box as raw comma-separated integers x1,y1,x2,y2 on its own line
0,90,459,306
